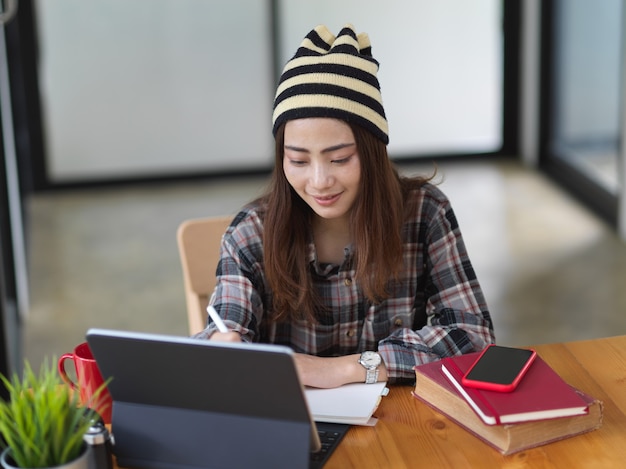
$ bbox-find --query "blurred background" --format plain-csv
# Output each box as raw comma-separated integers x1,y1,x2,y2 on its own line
1,0,625,382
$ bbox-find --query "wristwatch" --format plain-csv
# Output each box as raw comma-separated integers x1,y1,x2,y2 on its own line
358,351,382,384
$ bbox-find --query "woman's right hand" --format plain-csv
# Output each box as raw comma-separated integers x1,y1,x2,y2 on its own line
209,331,242,342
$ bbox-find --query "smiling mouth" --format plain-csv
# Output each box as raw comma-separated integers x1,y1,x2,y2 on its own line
312,193,342,205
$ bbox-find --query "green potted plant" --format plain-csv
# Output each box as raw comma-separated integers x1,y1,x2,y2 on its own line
0,358,102,469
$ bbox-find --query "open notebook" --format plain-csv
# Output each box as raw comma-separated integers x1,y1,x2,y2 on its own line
306,382,388,426
86,328,350,469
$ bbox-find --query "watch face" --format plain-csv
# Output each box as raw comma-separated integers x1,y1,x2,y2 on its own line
361,351,381,368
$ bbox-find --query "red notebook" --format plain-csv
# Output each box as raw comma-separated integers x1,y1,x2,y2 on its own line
441,353,589,425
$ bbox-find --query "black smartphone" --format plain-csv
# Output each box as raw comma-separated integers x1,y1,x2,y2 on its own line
461,345,537,392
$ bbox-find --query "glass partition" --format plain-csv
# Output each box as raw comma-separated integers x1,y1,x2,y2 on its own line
35,0,503,184
541,0,624,224
548,0,622,194
277,0,502,158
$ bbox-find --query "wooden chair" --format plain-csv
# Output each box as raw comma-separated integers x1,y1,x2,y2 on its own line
176,215,233,335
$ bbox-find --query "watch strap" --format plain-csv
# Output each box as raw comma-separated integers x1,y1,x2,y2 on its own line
365,367,379,384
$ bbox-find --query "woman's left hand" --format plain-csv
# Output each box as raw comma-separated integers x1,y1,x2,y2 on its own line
293,353,387,388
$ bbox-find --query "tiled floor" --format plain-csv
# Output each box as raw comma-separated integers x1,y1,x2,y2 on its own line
23,157,626,369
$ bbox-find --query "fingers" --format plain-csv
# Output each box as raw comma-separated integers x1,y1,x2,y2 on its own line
210,331,242,343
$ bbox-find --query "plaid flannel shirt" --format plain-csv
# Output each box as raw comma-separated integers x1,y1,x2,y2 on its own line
194,183,494,382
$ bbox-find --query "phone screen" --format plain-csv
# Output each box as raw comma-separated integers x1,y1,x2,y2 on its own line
464,346,535,386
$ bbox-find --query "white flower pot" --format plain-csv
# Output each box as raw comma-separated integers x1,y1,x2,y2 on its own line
0,446,90,469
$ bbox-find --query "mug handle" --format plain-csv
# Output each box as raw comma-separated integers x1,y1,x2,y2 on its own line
57,353,78,390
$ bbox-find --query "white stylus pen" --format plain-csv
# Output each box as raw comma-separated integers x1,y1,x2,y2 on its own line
207,305,230,333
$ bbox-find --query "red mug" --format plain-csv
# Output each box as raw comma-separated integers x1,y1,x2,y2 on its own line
58,342,112,423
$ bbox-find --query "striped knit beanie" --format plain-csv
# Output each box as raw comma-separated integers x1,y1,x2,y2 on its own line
272,24,389,144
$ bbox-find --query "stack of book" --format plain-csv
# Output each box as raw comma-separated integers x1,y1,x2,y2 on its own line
412,351,603,455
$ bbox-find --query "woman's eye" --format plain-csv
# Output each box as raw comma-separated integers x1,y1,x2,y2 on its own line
332,156,351,164
288,159,307,166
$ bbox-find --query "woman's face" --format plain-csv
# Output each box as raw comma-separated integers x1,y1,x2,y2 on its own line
283,118,361,223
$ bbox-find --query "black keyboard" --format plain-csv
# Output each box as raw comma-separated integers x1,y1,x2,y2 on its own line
309,422,350,469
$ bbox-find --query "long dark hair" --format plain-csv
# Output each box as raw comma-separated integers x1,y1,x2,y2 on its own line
260,121,430,322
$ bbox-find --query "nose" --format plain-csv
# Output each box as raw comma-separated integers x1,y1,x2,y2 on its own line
310,161,333,189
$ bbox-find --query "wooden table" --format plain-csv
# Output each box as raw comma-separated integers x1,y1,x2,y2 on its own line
112,335,626,468
324,334,626,468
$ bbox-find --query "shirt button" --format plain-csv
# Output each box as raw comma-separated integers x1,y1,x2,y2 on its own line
344,278,352,286
394,318,403,327
346,329,355,337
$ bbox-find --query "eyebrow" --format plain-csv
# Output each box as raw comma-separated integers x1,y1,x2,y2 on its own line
284,142,356,154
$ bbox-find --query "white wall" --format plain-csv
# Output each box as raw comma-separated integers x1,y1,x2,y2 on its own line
36,0,501,182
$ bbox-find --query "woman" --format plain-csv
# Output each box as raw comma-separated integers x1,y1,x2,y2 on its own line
194,24,494,388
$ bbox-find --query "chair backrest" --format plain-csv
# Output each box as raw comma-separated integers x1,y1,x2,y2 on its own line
177,215,233,335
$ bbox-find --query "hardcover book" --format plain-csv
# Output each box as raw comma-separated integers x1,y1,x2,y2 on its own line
413,353,603,455
441,353,590,425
